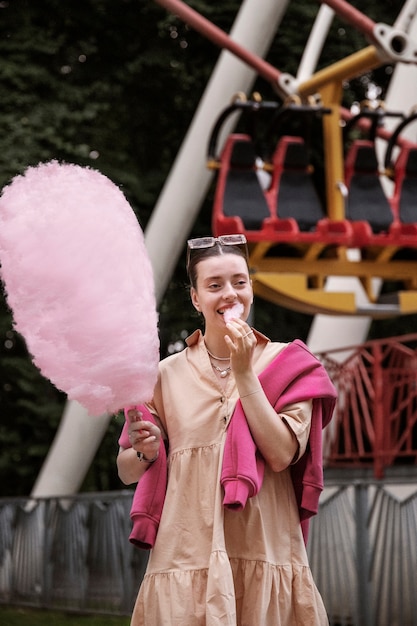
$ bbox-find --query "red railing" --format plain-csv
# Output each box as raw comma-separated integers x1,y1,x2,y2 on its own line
320,334,417,477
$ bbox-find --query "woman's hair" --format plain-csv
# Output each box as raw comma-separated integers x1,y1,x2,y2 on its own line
187,243,249,289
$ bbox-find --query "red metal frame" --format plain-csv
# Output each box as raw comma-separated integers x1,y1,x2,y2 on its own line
391,145,417,227
319,0,376,42
212,132,354,246
153,0,281,86
153,0,380,91
321,334,417,478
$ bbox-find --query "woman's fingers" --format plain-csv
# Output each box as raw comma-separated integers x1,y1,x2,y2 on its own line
127,408,142,422
128,420,160,442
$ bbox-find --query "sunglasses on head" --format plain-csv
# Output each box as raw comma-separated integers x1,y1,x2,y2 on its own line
186,234,248,271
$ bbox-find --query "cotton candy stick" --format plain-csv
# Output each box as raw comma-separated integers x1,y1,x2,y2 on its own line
0,161,159,416
223,302,244,324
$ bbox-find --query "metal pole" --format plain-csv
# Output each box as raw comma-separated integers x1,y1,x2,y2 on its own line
394,0,417,32
372,343,385,479
320,0,376,41
355,482,373,625
30,401,111,497
153,0,281,86
296,4,335,83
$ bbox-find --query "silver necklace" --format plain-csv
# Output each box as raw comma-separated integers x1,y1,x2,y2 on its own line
211,363,231,378
205,346,230,361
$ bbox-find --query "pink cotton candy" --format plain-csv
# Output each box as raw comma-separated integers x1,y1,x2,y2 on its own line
223,302,244,324
0,161,159,416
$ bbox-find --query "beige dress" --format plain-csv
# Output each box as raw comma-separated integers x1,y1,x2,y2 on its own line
130,330,328,626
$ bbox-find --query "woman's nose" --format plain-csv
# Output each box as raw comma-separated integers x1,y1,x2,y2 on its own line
223,282,237,299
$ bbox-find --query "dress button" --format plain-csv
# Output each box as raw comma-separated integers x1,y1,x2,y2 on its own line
220,396,225,403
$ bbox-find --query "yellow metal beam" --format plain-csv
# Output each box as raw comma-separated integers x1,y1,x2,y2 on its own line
295,46,384,224
319,81,345,221
252,256,417,283
399,292,417,313
297,46,382,99
253,273,417,318
253,272,357,316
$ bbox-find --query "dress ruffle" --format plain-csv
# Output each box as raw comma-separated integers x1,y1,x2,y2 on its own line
131,558,328,626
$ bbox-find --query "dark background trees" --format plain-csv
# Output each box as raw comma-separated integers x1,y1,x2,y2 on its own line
0,0,411,495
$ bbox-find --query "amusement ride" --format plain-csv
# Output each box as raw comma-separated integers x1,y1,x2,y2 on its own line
166,0,417,318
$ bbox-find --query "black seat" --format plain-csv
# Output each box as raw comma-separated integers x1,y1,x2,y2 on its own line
345,141,394,233
222,140,271,230
272,137,325,232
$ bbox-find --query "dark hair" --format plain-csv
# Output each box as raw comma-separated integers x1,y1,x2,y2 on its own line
187,243,249,289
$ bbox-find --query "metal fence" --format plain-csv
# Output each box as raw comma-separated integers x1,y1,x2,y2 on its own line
308,469,417,626
0,491,147,616
1,475,417,625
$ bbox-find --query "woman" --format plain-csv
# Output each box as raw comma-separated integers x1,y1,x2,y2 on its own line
117,234,336,625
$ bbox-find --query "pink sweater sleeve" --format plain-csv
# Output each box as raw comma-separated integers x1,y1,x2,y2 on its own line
120,405,168,550
221,340,337,544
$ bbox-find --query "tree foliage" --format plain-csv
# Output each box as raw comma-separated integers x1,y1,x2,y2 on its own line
0,0,411,495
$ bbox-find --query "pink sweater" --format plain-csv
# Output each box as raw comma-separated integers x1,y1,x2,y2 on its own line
120,340,336,549
119,405,167,549
221,339,337,544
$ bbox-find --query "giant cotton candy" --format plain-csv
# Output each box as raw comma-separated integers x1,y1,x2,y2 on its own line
0,161,159,416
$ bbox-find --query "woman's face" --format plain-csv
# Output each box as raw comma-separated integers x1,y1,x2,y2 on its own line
190,253,253,330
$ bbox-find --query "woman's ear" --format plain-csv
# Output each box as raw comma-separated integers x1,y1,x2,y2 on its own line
190,287,200,311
